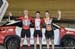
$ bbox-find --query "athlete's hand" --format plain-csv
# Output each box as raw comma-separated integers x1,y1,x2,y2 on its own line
58,10,61,15
8,11,12,21
57,10,61,20
8,11,12,16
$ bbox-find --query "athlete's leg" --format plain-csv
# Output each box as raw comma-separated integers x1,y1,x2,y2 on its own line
39,37,42,49
45,31,50,49
51,30,54,49
51,39,54,49
26,29,31,49
39,31,42,49
27,38,30,49
46,39,50,49
20,29,26,49
34,30,37,49
34,37,37,49
20,38,24,49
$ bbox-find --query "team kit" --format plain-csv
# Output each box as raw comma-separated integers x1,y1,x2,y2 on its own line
9,10,61,49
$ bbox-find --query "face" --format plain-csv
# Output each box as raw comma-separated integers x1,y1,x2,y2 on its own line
24,10,28,16
45,12,50,18
35,13,40,18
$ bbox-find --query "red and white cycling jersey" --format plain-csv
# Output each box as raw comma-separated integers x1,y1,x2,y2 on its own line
19,16,32,30
35,18,41,30
32,18,44,30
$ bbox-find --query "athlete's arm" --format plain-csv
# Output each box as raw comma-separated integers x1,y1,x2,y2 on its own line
52,10,61,22
40,18,45,28
41,18,45,25
31,18,35,24
57,10,61,20
15,16,24,21
29,16,33,23
29,17,34,27
7,12,12,22
17,16,23,19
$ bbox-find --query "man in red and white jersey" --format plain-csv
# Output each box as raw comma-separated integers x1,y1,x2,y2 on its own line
18,10,32,49
32,11,44,49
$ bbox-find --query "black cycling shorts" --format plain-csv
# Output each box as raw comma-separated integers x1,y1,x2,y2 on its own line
45,30,54,39
21,29,31,38
34,30,42,37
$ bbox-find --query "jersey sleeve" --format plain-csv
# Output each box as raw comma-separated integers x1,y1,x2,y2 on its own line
29,16,32,20
30,17,35,27
41,18,44,25
31,18,35,24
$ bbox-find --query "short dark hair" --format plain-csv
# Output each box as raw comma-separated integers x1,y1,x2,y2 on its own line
36,11,40,13
45,10,49,13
